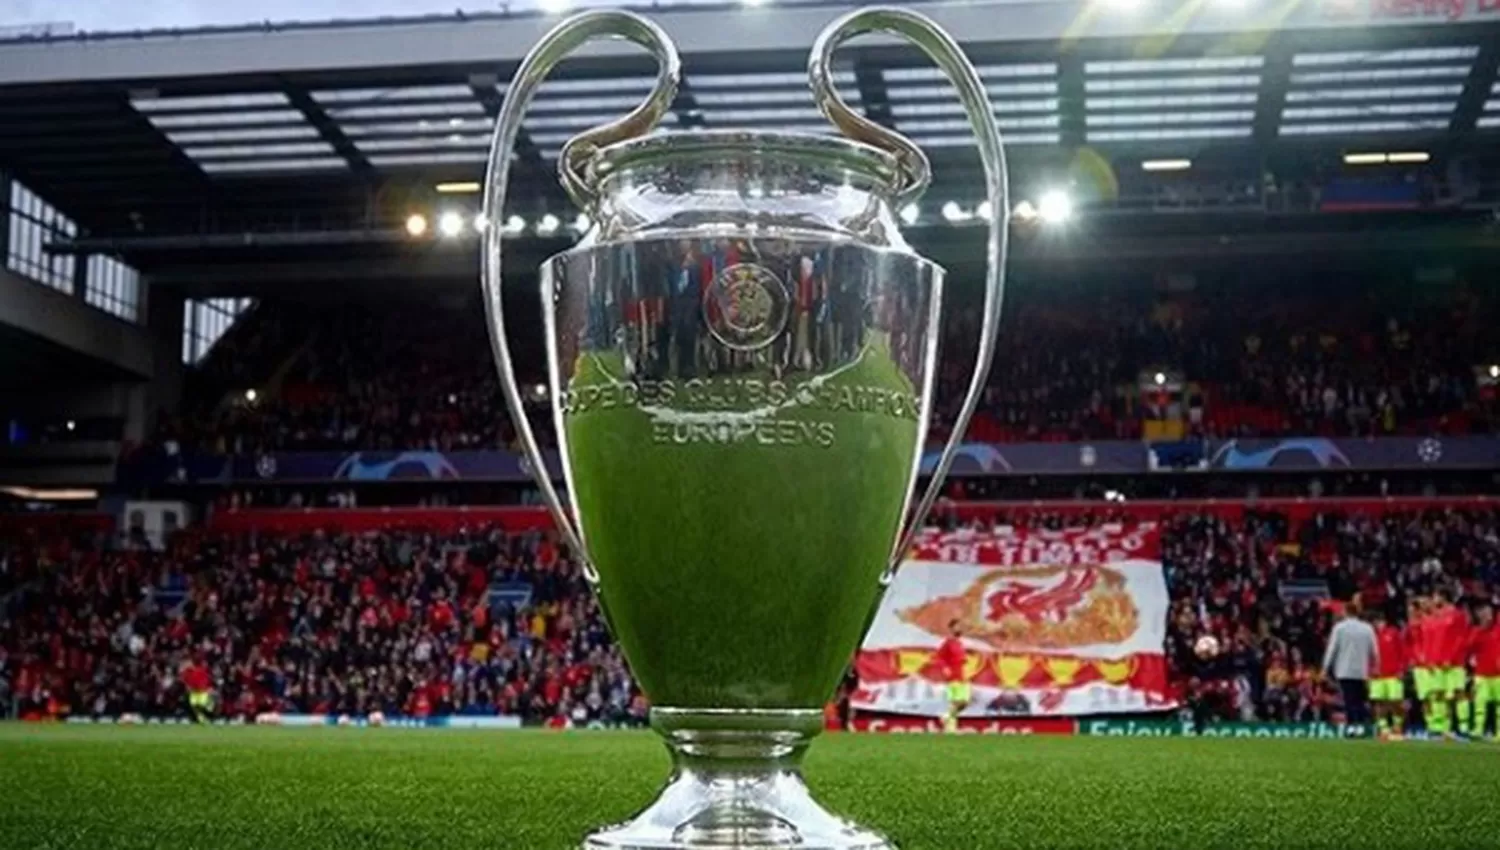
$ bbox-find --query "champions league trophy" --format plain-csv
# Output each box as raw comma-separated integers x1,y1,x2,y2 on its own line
481,7,1007,847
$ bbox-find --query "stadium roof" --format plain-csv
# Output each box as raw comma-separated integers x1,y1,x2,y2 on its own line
1,0,1498,279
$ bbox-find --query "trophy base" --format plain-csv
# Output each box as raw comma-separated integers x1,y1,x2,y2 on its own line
582,708,893,850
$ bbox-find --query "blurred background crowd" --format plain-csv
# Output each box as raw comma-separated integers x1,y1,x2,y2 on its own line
5,506,1496,726
139,272,1498,465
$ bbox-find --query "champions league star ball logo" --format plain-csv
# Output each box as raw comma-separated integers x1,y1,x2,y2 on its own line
1079,444,1097,469
704,262,789,351
255,455,278,479
1417,438,1443,464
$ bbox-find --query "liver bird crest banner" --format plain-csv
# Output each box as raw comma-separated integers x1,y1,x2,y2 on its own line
852,524,1177,717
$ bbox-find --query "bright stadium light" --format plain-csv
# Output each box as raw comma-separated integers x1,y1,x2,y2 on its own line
1154,372,1167,386
976,200,994,221
502,215,526,236
473,213,489,233
1490,364,1500,379
1012,200,1038,221
571,213,591,233
65,420,76,432
899,203,920,225
1387,151,1430,164
537,213,561,236
1142,159,1191,172
405,213,428,237
1038,189,1072,224
435,181,481,194
438,211,466,238
244,389,258,403
941,201,970,223
1344,152,1387,166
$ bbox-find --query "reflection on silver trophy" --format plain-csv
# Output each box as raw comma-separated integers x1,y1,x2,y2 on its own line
480,7,1008,847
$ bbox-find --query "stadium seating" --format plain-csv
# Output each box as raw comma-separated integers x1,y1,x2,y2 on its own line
0,520,639,725
4,502,1495,725
159,304,554,458
165,273,1497,459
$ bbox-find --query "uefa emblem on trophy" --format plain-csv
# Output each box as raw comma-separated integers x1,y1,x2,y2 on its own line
705,264,790,350
480,6,1008,847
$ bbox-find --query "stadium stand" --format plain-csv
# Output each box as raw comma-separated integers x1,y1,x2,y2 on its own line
166,305,553,456
4,501,1495,727
149,269,1498,463
941,274,1498,444
1,518,639,726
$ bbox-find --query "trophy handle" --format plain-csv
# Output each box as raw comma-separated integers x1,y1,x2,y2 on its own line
481,10,682,570
808,7,1010,571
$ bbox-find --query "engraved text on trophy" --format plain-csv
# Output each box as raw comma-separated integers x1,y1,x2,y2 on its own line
561,377,921,449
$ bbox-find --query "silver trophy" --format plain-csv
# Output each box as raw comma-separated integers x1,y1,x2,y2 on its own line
481,7,1007,847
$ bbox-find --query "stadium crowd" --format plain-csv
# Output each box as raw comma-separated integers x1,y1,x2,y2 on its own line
1155,507,1500,728
0,523,642,727
161,306,555,458
3,505,1497,732
936,276,1497,444
145,274,1497,462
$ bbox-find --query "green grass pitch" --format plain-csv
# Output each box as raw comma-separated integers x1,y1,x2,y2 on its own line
0,725,1495,850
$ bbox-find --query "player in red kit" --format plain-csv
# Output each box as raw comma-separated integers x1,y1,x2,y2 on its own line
935,619,970,734
1426,589,1473,738
1369,609,1407,739
181,659,213,724
1468,601,1499,741
1406,596,1438,734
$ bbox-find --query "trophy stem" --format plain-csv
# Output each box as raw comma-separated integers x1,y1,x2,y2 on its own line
582,709,893,850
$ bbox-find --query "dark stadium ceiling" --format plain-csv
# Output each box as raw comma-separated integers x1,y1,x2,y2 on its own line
1,0,1499,269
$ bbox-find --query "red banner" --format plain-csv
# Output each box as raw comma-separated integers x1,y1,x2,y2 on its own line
854,525,1175,718
909,524,1161,567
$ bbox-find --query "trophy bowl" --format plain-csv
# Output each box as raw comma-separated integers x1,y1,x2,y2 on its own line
481,8,1008,848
